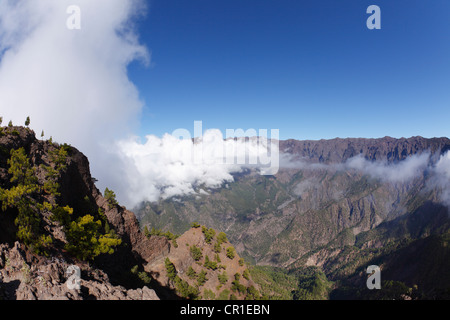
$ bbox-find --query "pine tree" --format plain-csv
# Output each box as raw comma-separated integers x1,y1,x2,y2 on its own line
226,246,236,259
165,258,177,281
197,270,207,286
104,187,118,209
25,116,30,127
143,225,150,238
8,120,12,127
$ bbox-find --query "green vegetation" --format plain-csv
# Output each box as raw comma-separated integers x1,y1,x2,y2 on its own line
145,226,179,240
190,245,203,261
217,232,228,244
292,267,333,300
245,286,260,300
64,214,122,261
217,289,230,300
242,269,250,280
130,265,152,285
231,273,246,295
202,226,216,244
41,145,69,197
164,257,200,299
104,187,118,209
0,143,121,261
0,148,51,254
226,246,236,259
249,266,297,300
218,271,228,285
203,255,218,270
197,270,207,286
165,257,177,281
203,289,215,300
186,266,197,279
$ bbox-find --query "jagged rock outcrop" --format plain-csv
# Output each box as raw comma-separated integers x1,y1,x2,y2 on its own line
0,241,159,300
0,126,169,299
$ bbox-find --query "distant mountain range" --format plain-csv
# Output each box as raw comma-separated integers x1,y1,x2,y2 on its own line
135,136,450,299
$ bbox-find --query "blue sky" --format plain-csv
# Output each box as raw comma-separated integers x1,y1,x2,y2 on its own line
128,0,450,140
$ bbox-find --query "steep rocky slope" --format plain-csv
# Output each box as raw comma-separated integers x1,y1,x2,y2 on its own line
146,226,259,300
0,241,158,300
0,125,169,299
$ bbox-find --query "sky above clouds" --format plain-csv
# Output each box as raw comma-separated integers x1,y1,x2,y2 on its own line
131,0,450,140
0,0,449,206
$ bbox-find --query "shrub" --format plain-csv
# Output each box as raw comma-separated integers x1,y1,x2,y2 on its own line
0,148,51,255
104,187,118,209
190,245,203,261
218,271,228,285
213,241,222,253
218,289,230,300
243,269,250,280
231,279,246,294
65,214,122,261
190,222,201,228
165,258,177,281
204,255,218,270
197,270,207,286
217,232,228,244
202,226,216,244
187,266,197,279
203,289,215,300
226,246,236,259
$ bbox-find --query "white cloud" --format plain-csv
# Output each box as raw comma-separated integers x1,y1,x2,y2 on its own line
0,0,280,208
344,153,430,183
432,151,450,208
0,0,148,199
115,129,278,206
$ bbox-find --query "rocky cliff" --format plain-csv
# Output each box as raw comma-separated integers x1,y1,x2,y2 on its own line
0,126,171,299
280,136,450,163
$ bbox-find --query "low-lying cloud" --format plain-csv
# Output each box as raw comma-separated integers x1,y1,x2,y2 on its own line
116,129,279,205
432,151,450,208
344,152,430,183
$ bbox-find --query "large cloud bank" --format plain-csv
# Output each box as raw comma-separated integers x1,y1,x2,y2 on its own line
116,129,279,205
0,0,148,202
